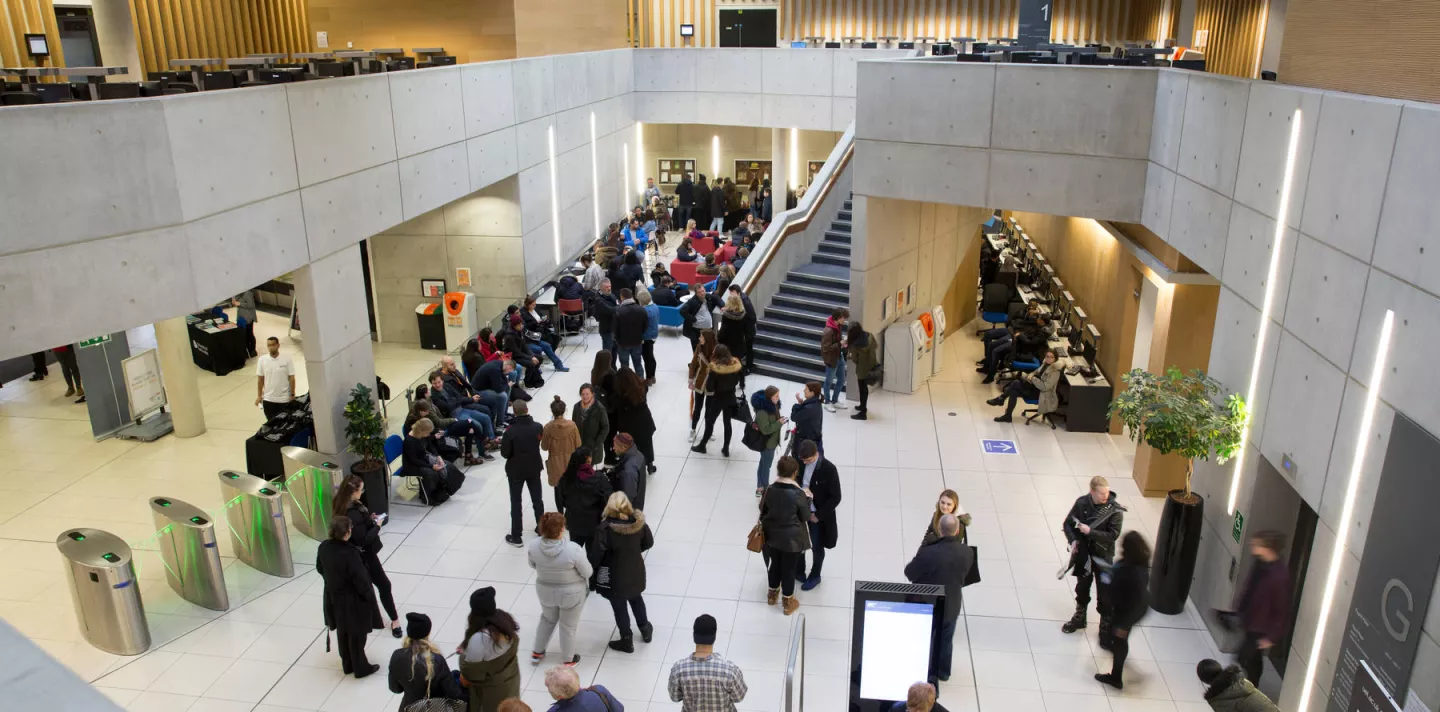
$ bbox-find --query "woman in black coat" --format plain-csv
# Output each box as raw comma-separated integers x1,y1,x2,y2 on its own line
691,346,743,456
1095,531,1152,690
555,448,612,550
334,476,402,639
760,456,811,615
609,367,657,473
316,517,384,678
388,612,464,710
590,491,655,653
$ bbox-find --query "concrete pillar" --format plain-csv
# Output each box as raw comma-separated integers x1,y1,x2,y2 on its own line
1176,0,1199,47
292,244,377,460
92,0,144,82
153,316,206,438
771,127,789,203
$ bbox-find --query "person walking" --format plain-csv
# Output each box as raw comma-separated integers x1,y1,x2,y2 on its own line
637,289,660,386
922,490,971,546
793,440,841,591
254,336,295,421
502,401,546,549
334,476,402,639
760,456,811,615
1196,659,1281,712
846,322,879,420
668,614,748,711
613,288,649,380
1095,531,1152,690
528,513,591,667
690,345,743,456
571,384,609,461
316,517,383,678
688,330,717,443
231,290,259,358
1060,476,1126,638
52,344,84,402
543,665,623,711
611,368,657,473
903,514,974,682
611,433,648,510
750,386,786,496
789,381,824,457
458,587,522,712
541,396,582,499
590,491,654,653
28,351,48,382
555,448,611,549
389,612,465,710
820,308,848,412
1232,531,1291,686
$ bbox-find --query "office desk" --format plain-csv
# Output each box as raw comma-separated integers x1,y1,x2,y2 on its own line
169,58,221,90
1013,286,1114,432
56,66,132,100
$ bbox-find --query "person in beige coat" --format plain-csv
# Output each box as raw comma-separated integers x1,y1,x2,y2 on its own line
987,348,1062,423
541,396,582,508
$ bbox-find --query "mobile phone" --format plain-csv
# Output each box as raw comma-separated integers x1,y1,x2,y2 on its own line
376,512,388,525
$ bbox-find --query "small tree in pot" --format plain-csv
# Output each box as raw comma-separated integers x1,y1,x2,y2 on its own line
1109,367,1245,613
343,383,389,515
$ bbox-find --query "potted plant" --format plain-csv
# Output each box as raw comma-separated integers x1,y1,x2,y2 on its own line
344,383,389,516
1109,367,1245,614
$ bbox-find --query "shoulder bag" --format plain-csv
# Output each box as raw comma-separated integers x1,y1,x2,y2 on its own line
746,487,769,553
741,420,768,452
585,687,615,712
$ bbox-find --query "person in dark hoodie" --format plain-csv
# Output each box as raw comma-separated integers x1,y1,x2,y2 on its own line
590,491,655,654
389,612,464,710
903,514,973,682
717,292,749,366
612,288,649,380
1061,475,1126,638
674,172,694,227
691,345,744,456
1196,658,1280,712
611,433,647,510
789,381,825,457
501,400,546,549
555,447,611,550
709,179,727,232
1095,531,1152,690
1233,531,1291,686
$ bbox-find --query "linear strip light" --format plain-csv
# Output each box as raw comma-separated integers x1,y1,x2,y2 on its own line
635,123,645,197
1251,1,1270,79
622,141,630,216
789,127,799,190
1295,309,1396,712
590,112,600,240
712,135,720,180
547,125,561,265
1227,108,1303,516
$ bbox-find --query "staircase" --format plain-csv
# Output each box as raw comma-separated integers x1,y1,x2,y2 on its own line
751,196,853,384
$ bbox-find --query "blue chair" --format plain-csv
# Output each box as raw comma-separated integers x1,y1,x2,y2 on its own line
657,305,684,330
384,433,404,471
704,279,718,293
998,355,1040,385
977,310,1008,335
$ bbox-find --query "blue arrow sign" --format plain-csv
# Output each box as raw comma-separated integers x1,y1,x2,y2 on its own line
982,439,1019,455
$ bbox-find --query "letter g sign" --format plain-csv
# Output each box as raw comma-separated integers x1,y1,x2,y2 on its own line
1382,579,1414,641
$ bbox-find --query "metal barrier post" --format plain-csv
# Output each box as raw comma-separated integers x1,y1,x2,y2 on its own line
56,529,150,655
149,497,229,611
279,447,343,541
218,470,295,577
784,613,806,712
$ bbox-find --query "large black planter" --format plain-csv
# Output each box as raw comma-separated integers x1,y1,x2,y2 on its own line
1150,490,1204,614
353,462,390,518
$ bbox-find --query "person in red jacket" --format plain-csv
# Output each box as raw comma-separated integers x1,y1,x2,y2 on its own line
1235,531,1291,686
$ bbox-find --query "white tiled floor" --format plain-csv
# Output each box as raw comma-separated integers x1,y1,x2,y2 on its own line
0,263,1226,712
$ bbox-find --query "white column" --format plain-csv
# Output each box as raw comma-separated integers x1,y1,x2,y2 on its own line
292,244,377,459
92,0,144,82
771,127,789,203
153,316,206,438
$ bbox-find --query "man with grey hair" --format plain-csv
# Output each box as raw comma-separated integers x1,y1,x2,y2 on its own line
904,514,974,682
884,681,950,712
543,664,622,709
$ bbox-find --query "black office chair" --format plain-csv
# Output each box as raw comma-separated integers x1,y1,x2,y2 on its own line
97,82,142,100
976,282,1013,335
0,91,42,106
316,62,347,78
166,81,198,93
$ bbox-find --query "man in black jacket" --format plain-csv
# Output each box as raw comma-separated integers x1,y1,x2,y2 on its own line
675,172,694,227
789,381,824,457
590,279,619,360
794,440,841,591
709,181,727,232
1060,475,1125,637
903,514,973,682
651,277,680,307
679,282,713,349
613,288,650,380
693,175,711,228
469,358,513,426
500,400,545,548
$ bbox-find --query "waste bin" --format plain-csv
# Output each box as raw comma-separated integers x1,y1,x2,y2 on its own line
218,470,294,577
150,497,229,611
416,303,445,350
56,528,150,655
280,447,342,541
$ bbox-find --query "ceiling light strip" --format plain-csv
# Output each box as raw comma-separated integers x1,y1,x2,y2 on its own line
547,125,561,265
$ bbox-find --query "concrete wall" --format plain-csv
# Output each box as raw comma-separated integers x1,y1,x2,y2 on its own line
851,198,989,334
369,178,525,343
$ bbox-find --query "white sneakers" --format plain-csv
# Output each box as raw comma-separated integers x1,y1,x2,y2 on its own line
824,401,848,413
689,428,698,444
824,403,836,413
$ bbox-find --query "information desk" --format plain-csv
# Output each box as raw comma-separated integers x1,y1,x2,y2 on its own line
188,318,247,376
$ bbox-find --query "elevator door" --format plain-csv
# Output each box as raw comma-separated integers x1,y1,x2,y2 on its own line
719,9,777,48
1238,455,1316,697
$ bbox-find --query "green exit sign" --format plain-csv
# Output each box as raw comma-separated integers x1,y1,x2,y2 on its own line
1232,511,1244,544
79,335,111,348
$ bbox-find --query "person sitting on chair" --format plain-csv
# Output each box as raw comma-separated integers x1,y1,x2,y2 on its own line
987,348,1061,423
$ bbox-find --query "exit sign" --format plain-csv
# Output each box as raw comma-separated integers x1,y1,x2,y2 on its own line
1232,511,1244,544
79,334,111,348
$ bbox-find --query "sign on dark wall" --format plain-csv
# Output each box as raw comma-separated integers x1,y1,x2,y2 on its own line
1016,0,1054,49
1328,415,1440,712
1351,661,1403,712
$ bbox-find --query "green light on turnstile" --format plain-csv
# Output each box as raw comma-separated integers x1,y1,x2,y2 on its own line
156,499,171,507
189,516,207,525
224,473,239,479
321,462,337,469
259,488,276,496
101,553,119,563
68,532,86,542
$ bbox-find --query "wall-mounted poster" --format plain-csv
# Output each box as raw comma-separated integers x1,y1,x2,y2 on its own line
734,159,772,190
896,289,906,314
808,160,826,185
421,279,446,298
657,159,696,185
456,268,472,288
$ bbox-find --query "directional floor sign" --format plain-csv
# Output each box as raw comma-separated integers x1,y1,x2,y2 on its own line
982,439,1019,455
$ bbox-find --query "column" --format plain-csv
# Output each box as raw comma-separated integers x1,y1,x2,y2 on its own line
1176,0,1200,47
153,316,206,438
91,0,144,82
292,244,377,459
770,127,789,207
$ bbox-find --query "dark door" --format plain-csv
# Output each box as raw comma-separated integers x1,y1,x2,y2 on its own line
55,9,100,67
719,9,777,48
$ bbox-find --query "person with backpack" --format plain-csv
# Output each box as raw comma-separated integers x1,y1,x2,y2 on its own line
590,491,654,654
749,386,786,496
1195,659,1281,712
501,401,546,549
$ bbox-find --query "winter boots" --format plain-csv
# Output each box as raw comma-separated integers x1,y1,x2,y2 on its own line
1061,604,1087,634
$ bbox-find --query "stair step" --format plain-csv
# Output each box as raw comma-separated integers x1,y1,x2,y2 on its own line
830,221,851,233
753,344,825,371
814,253,851,268
752,360,827,385
817,242,850,256
777,281,848,304
757,318,823,340
787,267,849,289
843,200,852,210
837,210,852,221
772,294,838,316
762,306,828,328
823,230,852,244
754,330,821,351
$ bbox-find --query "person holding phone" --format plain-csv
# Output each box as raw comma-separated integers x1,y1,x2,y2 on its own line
334,476,402,639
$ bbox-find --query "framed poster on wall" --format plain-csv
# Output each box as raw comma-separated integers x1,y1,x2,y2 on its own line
656,158,696,185
734,159,772,190
808,160,826,185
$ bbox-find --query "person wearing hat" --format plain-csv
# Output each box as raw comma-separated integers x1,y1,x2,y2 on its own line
502,400,547,548
388,612,464,710
667,615,748,711
316,516,384,678
611,432,648,510
459,587,522,712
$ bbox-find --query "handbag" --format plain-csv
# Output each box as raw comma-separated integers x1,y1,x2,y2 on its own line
746,487,768,553
866,363,884,384
963,546,982,587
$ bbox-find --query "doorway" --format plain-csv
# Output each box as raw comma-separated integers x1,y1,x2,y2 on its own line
55,7,100,66
719,8,777,48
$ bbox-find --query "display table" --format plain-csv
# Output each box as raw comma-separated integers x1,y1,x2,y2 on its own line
188,319,247,375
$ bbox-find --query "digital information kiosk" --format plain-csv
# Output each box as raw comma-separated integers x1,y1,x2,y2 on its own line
850,581,946,711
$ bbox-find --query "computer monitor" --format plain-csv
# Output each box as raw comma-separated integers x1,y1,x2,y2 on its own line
1081,334,1097,367
33,84,73,103
388,57,416,71
255,70,295,84
972,42,988,54
202,71,236,90
316,62,347,78
899,41,915,49
824,42,841,48
861,41,878,49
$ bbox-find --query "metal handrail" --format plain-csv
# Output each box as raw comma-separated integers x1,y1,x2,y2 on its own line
783,612,806,712
735,124,856,295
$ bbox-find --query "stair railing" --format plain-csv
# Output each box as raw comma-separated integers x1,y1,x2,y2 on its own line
783,612,806,712
734,123,855,309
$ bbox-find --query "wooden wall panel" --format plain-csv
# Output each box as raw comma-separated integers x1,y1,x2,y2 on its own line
1279,0,1440,103
1,0,66,70
305,0,516,65
1126,0,1178,46
1192,0,1267,78
129,0,310,75
514,0,627,57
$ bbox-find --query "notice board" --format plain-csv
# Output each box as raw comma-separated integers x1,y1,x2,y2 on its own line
122,349,166,419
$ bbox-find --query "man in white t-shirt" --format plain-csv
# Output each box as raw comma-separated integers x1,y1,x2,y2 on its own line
255,336,295,422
